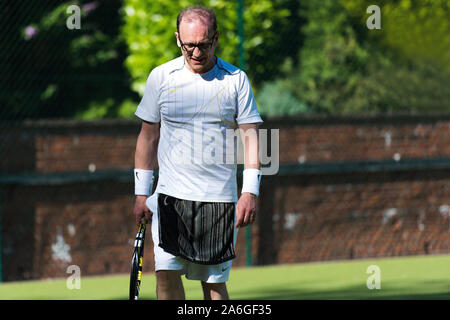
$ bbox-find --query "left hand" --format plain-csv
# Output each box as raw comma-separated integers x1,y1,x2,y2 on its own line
235,192,257,228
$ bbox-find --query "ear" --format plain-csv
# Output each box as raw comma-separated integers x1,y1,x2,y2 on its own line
213,31,219,47
175,32,181,48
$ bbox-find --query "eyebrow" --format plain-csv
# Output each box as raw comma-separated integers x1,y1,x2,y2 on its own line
183,40,211,45
179,33,215,45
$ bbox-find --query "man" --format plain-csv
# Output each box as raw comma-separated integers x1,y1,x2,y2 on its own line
133,5,262,300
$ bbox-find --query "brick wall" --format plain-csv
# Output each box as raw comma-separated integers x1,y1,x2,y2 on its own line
1,115,449,281
1,180,248,281
270,116,450,163
254,170,450,265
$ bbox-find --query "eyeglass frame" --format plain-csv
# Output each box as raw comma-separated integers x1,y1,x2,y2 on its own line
178,32,217,54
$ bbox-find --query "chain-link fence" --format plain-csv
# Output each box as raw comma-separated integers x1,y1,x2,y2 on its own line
2,0,449,121
1,0,450,283
0,0,137,123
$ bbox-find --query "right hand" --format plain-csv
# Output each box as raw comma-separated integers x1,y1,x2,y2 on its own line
133,195,152,226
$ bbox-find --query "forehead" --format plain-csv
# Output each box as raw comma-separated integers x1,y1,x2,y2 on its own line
179,16,212,41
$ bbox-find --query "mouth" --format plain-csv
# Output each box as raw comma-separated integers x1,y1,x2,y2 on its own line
190,57,204,64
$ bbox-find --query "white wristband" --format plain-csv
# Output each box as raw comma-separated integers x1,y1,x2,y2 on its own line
241,168,262,196
134,169,154,196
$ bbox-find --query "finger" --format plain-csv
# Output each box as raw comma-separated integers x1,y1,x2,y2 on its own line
135,215,141,226
144,210,152,224
235,214,244,228
135,211,144,226
235,205,244,228
249,212,256,224
242,209,252,227
244,208,257,227
239,208,252,227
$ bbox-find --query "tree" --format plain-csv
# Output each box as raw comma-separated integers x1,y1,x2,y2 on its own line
0,0,138,121
257,0,450,116
343,0,450,74
121,0,299,96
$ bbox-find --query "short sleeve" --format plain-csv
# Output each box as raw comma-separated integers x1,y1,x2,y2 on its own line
236,71,263,125
135,68,161,123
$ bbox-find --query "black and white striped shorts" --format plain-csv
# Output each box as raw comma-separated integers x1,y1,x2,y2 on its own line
157,194,236,265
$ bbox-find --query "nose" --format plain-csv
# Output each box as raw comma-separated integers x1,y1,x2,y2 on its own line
192,46,202,58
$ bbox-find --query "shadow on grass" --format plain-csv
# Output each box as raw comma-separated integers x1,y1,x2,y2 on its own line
106,289,450,301
91,280,450,300
229,281,450,300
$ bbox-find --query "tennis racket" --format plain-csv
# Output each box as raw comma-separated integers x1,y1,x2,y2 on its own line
129,220,146,300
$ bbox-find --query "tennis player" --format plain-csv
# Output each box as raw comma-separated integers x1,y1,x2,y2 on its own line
132,5,262,300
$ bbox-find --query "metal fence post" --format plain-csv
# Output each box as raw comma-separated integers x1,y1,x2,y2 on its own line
237,0,252,267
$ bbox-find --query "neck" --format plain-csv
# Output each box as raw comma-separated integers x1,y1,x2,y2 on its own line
186,56,217,74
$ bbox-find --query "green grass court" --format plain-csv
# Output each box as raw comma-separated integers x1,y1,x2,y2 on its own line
1,254,449,300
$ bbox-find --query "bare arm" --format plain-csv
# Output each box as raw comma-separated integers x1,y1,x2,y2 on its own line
133,120,160,225
235,123,260,228
135,120,160,169
239,123,260,170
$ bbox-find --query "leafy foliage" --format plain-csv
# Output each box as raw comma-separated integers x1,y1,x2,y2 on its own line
256,79,309,117
2,0,448,120
258,0,450,116
343,0,450,73
121,0,299,96
0,0,138,121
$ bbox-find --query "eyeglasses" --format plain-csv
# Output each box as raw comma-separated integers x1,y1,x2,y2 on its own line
179,32,216,54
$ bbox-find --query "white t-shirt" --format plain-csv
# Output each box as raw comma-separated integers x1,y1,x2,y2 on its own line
135,56,262,202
